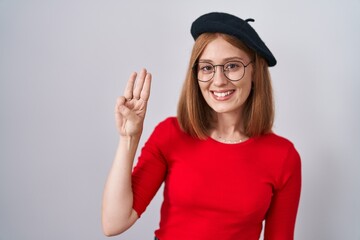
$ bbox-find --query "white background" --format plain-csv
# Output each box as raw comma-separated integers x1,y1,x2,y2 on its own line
1,0,359,239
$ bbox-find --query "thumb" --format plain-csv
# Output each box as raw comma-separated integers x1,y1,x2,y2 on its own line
115,97,138,121
115,96,130,116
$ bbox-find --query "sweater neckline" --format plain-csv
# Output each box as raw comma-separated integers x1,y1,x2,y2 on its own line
207,135,255,146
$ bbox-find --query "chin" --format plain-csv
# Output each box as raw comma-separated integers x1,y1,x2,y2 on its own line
210,106,237,114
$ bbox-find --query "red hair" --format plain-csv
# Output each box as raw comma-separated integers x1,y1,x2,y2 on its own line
177,33,274,139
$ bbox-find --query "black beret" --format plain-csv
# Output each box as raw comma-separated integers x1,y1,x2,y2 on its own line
191,12,277,67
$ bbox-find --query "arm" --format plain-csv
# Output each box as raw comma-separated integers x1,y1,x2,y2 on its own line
264,146,302,240
101,69,152,236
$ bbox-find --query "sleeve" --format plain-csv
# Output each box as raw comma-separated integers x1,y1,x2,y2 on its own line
264,144,302,240
131,119,169,217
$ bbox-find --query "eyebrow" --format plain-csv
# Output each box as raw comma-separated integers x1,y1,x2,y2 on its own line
198,57,245,63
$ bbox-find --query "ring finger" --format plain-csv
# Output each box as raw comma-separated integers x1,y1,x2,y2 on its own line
123,72,137,100
133,69,147,100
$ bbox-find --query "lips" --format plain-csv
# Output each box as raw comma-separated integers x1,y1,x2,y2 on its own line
211,90,235,100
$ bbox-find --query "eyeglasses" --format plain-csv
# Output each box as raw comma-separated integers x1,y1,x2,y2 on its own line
193,60,253,82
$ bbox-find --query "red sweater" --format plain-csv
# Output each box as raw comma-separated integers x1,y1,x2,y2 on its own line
132,117,301,240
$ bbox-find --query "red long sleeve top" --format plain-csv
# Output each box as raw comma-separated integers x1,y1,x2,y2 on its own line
132,117,301,240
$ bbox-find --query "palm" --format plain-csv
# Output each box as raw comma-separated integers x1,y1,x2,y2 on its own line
115,69,152,137
118,98,147,136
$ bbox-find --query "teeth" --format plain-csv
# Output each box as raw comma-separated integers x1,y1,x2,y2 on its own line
213,90,233,97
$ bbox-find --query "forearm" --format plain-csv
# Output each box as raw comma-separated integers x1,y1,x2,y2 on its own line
102,135,140,236
102,69,151,236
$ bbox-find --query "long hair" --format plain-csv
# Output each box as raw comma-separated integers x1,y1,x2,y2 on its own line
177,33,274,139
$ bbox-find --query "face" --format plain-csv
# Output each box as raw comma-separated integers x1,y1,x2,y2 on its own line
197,37,253,115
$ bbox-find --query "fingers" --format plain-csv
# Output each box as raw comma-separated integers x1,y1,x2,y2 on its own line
115,96,126,114
123,68,151,101
133,69,147,100
115,69,150,137
115,96,133,119
124,72,137,100
140,73,151,101
115,96,126,107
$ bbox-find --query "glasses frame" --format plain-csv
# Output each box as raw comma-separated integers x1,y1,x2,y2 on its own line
193,60,253,82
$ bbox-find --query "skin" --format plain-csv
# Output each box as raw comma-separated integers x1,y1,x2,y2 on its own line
197,36,253,142
102,69,151,236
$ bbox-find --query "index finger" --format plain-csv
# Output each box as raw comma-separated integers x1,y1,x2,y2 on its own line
140,73,152,101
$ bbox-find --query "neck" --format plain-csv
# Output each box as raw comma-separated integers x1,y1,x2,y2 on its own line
210,112,248,143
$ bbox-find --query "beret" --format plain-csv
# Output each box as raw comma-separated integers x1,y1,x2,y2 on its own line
191,12,277,67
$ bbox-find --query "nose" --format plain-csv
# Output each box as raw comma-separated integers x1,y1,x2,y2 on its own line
212,66,228,86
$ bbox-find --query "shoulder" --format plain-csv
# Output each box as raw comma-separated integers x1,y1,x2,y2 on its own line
254,134,301,188
253,133,297,153
157,116,179,126
153,116,180,133
148,116,184,142
145,117,189,157
253,133,301,169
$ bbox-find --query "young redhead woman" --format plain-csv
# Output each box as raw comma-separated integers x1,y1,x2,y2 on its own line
102,12,301,240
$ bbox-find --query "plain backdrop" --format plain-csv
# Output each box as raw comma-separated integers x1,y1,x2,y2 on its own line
1,0,359,239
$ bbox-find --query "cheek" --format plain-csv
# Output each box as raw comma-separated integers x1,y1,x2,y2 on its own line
236,81,252,100
198,83,210,96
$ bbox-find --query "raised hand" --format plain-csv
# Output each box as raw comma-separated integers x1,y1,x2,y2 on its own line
115,69,152,137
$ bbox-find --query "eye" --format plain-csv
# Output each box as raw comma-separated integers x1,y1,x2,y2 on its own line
198,63,214,73
224,62,241,71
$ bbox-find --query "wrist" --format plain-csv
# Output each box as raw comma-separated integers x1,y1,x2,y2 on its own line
119,134,141,151
119,134,141,141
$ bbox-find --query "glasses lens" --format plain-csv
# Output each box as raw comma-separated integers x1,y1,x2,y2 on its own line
223,61,245,81
195,62,214,82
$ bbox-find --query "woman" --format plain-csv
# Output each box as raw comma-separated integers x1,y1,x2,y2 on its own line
102,12,301,240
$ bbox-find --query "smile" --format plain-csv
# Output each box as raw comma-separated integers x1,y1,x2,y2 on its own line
211,90,235,99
